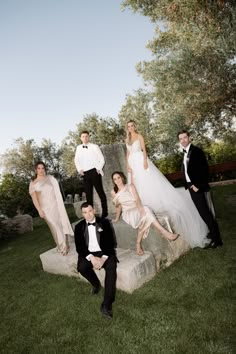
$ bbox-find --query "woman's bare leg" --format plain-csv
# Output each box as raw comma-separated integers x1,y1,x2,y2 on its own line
136,230,144,256
152,219,179,241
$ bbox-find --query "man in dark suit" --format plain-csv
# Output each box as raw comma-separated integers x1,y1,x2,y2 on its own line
74,202,117,318
178,130,223,248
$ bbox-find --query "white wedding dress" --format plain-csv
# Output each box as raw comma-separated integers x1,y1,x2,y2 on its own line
127,139,209,248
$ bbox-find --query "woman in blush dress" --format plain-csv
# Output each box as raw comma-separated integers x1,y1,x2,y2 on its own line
125,120,209,248
111,171,179,256
29,161,74,255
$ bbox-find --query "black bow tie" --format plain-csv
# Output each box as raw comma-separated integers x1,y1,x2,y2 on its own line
183,149,187,153
88,222,96,226
83,145,88,149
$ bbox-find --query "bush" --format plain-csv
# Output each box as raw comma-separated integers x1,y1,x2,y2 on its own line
0,174,36,218
0,217,18,241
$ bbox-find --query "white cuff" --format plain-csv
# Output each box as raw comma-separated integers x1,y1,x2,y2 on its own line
86,254,93,261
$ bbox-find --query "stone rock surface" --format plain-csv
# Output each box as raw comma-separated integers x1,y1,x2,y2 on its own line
3,214,33,234
41,144,192,292
112,218,190,270
93,143,127,216
40,236,156,293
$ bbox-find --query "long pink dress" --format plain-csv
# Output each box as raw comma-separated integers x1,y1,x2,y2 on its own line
112,184,155,239
29,175,74,254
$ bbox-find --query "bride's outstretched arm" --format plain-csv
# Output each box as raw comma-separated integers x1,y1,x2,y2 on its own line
126,147,132,172
139,134,148,170
130,169,135,184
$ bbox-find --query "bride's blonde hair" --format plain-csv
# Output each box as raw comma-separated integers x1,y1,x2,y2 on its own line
126,120,138,145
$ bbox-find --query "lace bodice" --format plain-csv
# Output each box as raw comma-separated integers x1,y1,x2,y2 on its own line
126,139,142,154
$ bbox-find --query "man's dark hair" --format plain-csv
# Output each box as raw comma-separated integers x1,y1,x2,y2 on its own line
80,130,90,136
177,130,190,138
80,201,93,210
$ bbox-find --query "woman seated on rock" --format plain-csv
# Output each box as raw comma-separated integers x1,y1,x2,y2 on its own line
111,171,179,256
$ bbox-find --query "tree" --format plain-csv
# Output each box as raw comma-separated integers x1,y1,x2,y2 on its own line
38,139,66,179
0,174,34,217
0,138,38,179
122,0,236,152
206,131,236,164
0,138,66,181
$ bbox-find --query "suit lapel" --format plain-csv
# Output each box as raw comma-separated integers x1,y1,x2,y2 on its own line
187,144,194,159
83,222,89,246
95,218,101,245
185,144,194,171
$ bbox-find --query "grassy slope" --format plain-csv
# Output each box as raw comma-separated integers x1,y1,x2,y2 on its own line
0,185,235,354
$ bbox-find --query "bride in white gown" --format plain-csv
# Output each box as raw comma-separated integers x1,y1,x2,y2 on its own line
126,120,209,248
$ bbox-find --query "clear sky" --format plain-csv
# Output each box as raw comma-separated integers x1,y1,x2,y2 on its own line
0,0,154,155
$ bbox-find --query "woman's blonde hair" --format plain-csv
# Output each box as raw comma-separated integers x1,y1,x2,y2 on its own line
126,120,137,145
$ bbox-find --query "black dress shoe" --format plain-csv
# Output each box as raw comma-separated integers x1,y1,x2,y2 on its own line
91,284,101,295
205,240,223,249
100,304,113,319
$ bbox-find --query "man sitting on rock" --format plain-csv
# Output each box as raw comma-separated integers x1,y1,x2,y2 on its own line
74,202,117,319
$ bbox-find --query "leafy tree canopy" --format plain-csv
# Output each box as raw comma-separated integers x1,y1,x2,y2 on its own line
1,138,65,180
122,0,236,152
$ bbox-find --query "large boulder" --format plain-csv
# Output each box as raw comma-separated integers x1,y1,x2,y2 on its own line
72,143,191,269
112,218,190,270
92,143,127,216
2,214,33,234
40,237,157,293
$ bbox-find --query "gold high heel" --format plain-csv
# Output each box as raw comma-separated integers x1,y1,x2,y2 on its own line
162,231,180,242
170,233,180,242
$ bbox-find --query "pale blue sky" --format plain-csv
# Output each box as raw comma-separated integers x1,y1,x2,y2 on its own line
0,0,154,154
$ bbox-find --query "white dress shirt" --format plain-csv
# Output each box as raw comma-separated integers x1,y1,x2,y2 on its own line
183,143,191,182
87,220,101,252
74,143,105,176
86,219,108,261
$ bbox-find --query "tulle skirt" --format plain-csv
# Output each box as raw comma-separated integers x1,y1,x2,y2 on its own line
128,151,209,248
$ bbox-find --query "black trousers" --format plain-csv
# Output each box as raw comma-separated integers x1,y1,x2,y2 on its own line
189,188,222,243
84,168,108,216
78,253,117,310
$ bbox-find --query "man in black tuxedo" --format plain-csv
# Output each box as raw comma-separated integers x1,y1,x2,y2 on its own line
74,202,117,318
178,130,223,248
74,130,108,218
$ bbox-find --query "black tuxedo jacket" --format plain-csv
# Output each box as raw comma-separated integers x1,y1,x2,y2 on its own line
182,144,210,192
74,217,117,258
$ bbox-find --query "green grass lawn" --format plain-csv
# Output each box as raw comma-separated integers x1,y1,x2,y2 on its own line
0,185,235,354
